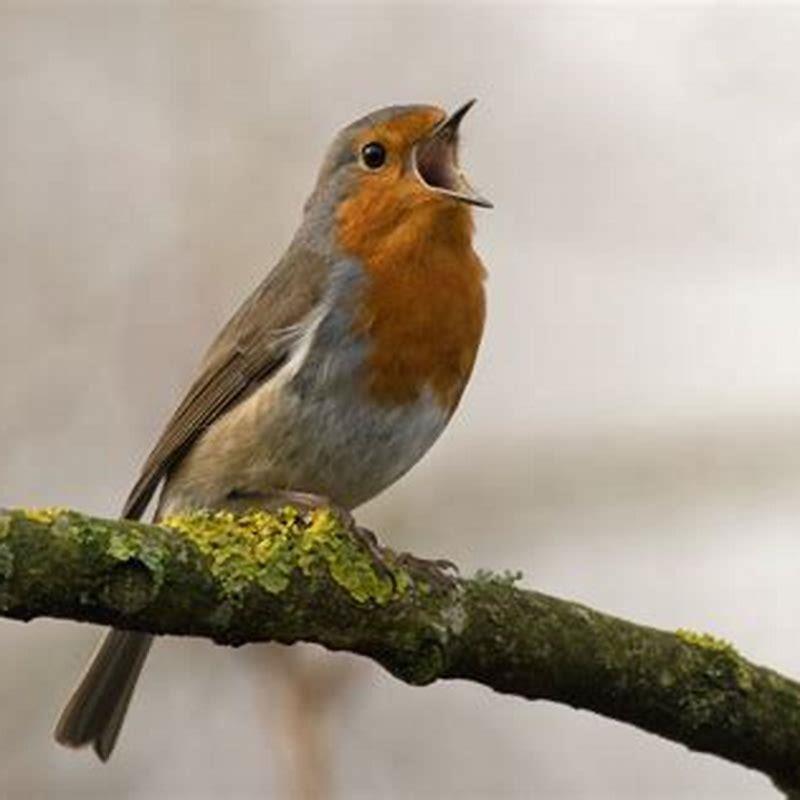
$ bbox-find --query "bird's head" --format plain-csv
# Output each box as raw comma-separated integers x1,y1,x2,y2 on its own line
305,101,491,258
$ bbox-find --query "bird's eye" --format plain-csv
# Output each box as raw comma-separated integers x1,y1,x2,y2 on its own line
361,142,387,170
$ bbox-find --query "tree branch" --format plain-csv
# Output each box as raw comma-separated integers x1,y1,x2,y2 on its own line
0,507,798,794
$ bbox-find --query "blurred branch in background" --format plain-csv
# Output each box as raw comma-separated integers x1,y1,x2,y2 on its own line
1,508,799,796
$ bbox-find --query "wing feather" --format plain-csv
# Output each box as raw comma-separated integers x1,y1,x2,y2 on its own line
121,247,330,520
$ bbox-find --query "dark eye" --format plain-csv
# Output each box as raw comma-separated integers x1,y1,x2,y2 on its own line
361,141,386,170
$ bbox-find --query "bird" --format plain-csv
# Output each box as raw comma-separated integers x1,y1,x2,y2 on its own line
54,99,491,761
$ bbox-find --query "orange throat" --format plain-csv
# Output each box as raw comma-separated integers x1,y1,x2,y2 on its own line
337,189,486,413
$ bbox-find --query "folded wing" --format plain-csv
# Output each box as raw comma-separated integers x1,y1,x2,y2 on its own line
122,247,330,520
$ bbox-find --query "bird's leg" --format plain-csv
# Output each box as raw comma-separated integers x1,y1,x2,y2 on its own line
226,489,459,588
393,552,460,589
273,491,388,568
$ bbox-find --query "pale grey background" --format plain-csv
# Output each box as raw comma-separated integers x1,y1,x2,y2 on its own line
2,2,800,798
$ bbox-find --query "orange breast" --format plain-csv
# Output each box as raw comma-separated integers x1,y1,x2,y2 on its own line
337,187,486,413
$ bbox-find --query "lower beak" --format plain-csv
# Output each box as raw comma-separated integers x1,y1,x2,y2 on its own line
412,99,493,209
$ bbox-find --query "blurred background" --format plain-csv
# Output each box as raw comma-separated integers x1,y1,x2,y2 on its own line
2,2,800,798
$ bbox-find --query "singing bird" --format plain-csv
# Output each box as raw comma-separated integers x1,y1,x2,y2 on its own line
55,100,491,760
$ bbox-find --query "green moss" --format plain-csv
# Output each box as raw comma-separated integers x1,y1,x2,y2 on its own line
163,507,410,605
0,541,12,612
107,533,140,562
100,560,158,614
0,543,13,581
105,526,167,591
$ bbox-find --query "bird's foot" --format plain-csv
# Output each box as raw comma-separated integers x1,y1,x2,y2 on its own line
320,510,396,583
224,490,457,589
226,489,393,579
394,552,460,590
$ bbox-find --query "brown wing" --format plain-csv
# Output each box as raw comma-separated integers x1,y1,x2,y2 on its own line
121,247,329,520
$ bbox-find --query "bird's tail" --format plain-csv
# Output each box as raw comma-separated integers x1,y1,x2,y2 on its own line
54,629,153,761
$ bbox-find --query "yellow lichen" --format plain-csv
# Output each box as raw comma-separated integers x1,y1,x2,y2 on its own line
676,628,736,654
18,507,68,524
163,507,409,605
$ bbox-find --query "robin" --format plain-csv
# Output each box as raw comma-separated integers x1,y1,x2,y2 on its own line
54,100,491,760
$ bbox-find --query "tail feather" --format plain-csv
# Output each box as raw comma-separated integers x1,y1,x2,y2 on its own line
54,629,153,761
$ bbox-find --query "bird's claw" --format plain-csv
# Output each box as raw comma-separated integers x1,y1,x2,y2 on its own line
324,509,396,584
394,552,460,589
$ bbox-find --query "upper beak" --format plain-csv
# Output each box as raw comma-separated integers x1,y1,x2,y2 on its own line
412,99,493,209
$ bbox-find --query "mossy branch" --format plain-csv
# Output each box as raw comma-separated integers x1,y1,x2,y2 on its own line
1,507,799,795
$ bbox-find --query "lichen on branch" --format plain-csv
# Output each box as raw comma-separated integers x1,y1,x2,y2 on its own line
1,506,799,796
164,507,410,603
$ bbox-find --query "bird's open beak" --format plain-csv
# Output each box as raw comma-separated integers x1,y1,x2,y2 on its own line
412,99,493,209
